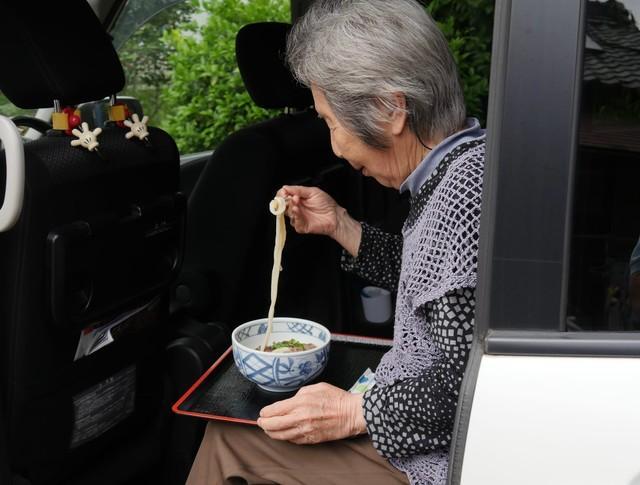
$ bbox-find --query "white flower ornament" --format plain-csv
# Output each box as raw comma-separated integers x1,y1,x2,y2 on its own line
124,113,150,141
70,122,102,152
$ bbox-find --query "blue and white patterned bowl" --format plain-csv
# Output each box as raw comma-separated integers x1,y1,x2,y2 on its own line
231,317,331,392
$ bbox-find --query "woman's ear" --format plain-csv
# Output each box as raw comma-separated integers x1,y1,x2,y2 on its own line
390,92,408,136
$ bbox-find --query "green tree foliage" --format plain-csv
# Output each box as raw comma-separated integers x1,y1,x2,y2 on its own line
119,4,196,123
0,92,33,117
160,0,289,153
124,0,492,154
426,0,495,121
4,0,494,151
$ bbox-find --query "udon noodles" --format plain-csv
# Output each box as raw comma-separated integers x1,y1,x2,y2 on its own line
260,196,287,352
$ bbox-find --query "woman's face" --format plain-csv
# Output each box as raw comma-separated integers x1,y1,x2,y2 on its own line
311,86,402,188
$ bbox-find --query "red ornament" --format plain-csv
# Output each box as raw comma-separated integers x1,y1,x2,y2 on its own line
59,106,81,134
68,114,81,129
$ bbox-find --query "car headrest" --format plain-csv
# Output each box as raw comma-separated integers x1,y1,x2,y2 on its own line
0,1,125,109
236,22,313,110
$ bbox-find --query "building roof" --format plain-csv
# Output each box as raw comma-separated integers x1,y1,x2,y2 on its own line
584,1,640,88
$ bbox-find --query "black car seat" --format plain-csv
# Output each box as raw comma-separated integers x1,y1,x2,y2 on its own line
180,21,408,339
179,22,354,331
0,2,183,484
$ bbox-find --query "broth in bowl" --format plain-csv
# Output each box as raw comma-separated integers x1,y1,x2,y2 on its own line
261,339,317,353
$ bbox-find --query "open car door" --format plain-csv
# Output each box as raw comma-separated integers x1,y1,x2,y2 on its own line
450,1,640,483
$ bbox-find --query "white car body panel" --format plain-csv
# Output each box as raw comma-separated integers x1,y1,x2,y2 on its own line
461,354,640,485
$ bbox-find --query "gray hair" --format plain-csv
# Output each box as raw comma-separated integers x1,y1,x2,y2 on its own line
286,0,466,149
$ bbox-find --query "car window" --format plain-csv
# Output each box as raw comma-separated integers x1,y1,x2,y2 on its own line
109,0,186,50
114,2,195,134
0,90,33,118
567,0,640,331
114,0,290,154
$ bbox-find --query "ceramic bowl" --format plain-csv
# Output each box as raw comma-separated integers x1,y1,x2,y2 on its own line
231,317,331,392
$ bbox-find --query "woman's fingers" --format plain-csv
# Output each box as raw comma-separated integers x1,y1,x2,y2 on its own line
281,185,317,198
257,414,300,432
282,192,301,217
276,185,337,236
290,206,302,223
258,402,316,444
285,203,309,233
259,417,318,445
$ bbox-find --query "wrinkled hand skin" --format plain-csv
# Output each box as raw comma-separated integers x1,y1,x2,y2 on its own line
276,185,362,257
257,382,367,445
276,185,340,238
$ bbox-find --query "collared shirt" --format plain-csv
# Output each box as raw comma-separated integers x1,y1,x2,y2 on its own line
400,117,486,197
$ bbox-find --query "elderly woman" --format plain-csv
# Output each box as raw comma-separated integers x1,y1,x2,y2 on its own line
187,0,485,484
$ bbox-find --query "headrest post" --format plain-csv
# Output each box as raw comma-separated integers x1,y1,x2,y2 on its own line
110,94,117,106
54,99,61,113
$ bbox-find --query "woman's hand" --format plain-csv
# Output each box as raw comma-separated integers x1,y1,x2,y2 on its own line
277,185,339,237
277,185,362,257
257,382,367,445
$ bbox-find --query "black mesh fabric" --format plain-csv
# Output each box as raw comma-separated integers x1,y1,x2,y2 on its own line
236,22,313,109
0,1,125,108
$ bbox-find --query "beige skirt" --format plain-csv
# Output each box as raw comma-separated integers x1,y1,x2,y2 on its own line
186,421,410,485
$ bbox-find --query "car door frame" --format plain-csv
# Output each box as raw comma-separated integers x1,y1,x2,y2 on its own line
448,0,640,482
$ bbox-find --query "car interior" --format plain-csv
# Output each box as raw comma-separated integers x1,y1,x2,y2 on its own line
4,0,640,483
0,1,409,484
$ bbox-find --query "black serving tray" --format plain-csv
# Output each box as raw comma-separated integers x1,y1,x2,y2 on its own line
172,334,392,424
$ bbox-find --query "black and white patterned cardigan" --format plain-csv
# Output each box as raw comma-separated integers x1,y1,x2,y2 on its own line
341,139,484,485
